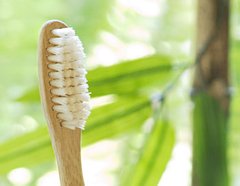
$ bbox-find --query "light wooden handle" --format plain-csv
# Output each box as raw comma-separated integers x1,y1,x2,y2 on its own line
55,128,85,186
38,20,85,186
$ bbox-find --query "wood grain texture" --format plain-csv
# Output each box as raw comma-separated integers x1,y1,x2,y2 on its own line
38,20,85,186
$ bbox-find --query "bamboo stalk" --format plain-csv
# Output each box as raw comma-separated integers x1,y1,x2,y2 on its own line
192,0,230,186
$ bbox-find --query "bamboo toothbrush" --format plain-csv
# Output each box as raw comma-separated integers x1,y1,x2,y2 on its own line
38,20,90,186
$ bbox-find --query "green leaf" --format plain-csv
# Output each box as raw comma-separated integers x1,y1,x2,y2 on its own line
122,120,175,186
16,55,173,102
0,97,151,175
16,86,40,103
8,54,174,175
89,55,173,97
84,98,150,145
0,127,52,174
89,55,171,82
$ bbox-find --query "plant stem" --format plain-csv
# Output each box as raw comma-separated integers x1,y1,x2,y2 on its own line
192,0,230,186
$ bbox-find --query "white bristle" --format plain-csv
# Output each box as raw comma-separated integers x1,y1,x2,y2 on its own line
47,45,84,55
48,61,84,71
49,68,87,79
51,84,88,96
52,28,75,37
48,27,90,130
50,77,87,88
52,94,90,105
49,36,80,46
48,51,84,63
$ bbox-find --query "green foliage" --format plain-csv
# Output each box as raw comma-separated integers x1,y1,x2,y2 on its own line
0,97,151,175
0,54,177,176
89,55,173,97
84,97,151,145
121,120,175,186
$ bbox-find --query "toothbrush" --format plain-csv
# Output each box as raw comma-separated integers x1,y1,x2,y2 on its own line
38,20,90,186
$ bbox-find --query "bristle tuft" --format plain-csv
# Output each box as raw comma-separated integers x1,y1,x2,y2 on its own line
48,27,90,130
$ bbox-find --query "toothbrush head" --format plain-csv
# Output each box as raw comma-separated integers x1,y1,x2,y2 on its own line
39,20,90,130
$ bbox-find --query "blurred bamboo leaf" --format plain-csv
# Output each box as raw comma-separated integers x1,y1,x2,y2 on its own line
5,54,175,176
229,41,240,167
89,55,173,97
16,86,40,103
17,55,173,102
66,0,114,48
122,120,175,186
0,97,151,174
84,97,151,145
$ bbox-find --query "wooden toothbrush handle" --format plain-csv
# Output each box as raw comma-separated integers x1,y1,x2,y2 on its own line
52,128,85,186
39,20,86,186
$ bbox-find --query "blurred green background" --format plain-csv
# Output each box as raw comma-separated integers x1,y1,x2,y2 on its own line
0,0,240,185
